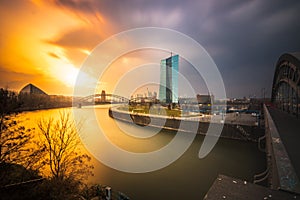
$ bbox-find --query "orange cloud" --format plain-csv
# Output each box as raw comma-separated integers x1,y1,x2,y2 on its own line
0,0,113,95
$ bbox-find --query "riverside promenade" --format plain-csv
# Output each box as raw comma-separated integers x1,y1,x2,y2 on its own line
109,106,264,142
265,105,300,193
267,106,300,182
204,175,298,200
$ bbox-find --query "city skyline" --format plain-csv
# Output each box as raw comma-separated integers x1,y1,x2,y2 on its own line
1,1,300,98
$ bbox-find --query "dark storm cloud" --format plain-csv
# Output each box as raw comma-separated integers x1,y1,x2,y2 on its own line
45,27,103,49
171,1,299,98
173,0,300,97
53,0,95,13
51,0,300,97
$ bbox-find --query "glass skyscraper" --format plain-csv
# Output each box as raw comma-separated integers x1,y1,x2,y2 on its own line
159,54,179,104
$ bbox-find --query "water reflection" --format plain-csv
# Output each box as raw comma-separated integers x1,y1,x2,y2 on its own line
18,105,265,200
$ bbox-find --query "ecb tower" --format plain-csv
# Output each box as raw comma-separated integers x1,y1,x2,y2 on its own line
159,54,179,104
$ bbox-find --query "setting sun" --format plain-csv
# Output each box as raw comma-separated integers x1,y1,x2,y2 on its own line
0,0,110,95
59,63,79,87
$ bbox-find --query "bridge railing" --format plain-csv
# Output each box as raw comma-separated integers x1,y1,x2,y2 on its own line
75,94,129,105
263,104,300,194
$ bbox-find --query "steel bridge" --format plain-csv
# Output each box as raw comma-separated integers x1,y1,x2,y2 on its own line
76,94,129,105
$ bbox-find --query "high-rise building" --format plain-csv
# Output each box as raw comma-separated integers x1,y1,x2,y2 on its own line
159,54,179,104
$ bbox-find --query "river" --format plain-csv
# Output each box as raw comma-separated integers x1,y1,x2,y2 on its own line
18,105,266,200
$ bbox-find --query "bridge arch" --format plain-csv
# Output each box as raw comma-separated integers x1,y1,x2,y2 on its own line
76,94,129,105
271,52,300,116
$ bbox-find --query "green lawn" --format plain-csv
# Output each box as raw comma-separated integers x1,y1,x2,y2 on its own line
117,105,182,117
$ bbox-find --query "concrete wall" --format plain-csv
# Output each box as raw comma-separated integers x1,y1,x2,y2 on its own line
109,108,262,142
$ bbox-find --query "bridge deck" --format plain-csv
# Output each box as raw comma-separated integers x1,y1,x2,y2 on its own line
204,174,299,200
265,105,300,193
268,107,300,181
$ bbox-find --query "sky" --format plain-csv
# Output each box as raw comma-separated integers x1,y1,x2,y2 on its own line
0,0,300,98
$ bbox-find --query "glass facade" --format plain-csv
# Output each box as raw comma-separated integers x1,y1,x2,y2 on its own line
159,55,179,104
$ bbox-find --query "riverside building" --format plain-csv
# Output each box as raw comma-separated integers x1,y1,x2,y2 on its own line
158,54,179,104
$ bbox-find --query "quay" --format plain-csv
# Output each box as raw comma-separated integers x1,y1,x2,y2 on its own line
204,104,300,199
108,106,264,142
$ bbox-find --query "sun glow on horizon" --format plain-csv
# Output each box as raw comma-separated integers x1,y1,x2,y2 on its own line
45,47,80,88
59,63,79,88
0,1,112,95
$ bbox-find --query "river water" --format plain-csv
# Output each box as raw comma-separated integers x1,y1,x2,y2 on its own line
18,105,266,200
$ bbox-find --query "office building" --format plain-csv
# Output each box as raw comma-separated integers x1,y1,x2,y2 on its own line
159,54,179,104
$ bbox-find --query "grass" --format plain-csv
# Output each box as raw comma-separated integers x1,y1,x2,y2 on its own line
117,105,182,117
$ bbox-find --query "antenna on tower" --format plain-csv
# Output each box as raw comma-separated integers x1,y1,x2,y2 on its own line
147,87,149,98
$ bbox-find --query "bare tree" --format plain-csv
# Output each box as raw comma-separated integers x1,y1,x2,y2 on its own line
37,111,93,182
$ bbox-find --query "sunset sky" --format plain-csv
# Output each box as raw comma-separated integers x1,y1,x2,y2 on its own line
1,0,300,97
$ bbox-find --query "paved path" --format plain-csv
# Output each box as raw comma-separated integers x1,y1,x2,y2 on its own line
205,174,299,200
268,107,300,181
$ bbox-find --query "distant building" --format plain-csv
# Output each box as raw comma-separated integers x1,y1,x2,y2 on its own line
153,91,157,99
159,54,179,104
196,94,214,104
19,83,47,95
101,90,106,102
136,93,143,98
271,52,300,117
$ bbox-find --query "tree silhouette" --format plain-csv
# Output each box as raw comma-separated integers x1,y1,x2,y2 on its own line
0,88,44,171
37,111,93,182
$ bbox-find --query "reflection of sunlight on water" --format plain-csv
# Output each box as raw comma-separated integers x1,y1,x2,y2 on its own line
16,108,86,177
89,105,175,153
16,106,266,200
17,105,176,154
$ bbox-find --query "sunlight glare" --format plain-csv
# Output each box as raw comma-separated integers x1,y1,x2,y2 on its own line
80,49,91,55
59,63,79,87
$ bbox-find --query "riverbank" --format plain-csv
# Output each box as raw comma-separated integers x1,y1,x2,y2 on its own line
14,103,73,113
14,105,266,200
109,107,264,142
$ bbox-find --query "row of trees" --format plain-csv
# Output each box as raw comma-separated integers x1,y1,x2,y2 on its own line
18,93,73,111
0,88,94,199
